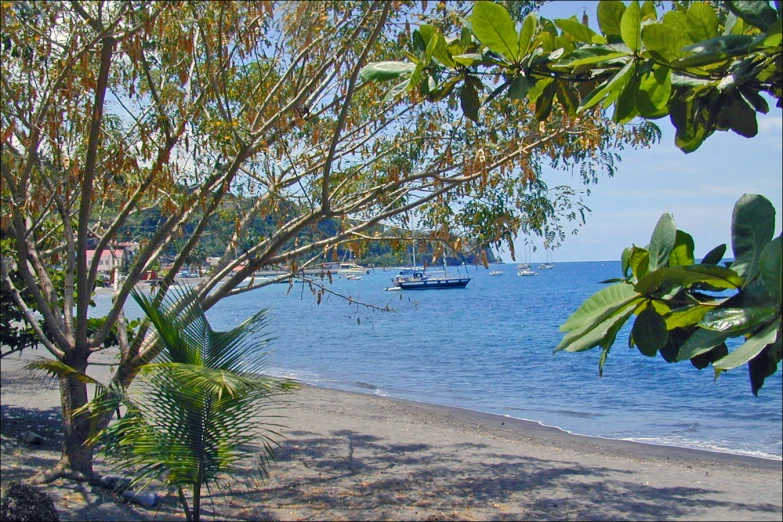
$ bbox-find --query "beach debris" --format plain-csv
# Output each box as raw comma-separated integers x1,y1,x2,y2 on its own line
0,481,60,521
122,490,160,509
99,475,132,493
21,431,44,445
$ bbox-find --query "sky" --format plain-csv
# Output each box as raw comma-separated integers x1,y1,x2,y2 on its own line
497,1,783,264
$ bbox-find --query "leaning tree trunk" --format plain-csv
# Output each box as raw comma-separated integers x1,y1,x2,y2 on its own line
29,351,96,484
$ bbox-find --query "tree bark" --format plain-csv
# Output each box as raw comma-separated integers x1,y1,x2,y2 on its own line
29,351,96,484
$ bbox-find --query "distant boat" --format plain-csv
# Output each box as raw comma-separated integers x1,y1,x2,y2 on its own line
538,263,554,270
516,263,530,270
391,267,470,290
489,270,503,276
517,269,538,276
345,275,362,280
336,262,369,275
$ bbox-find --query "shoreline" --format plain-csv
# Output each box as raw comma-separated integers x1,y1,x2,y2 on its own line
294,382,782,471
2,352,781,520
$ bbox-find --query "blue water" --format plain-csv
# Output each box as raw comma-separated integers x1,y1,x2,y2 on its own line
97,261,783,460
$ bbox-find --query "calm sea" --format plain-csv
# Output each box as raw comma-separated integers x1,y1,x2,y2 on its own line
97,261,783,460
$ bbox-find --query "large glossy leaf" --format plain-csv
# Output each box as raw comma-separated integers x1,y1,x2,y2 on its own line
673,35,756,68
579,59,635,112
419,25,456,68
556,299,640,353
620,0,642,52
686,2,720,42
637,265,743,295
471,1,520,62
665,305,712,329
621,246,632,278
648,213,677,271
726,0,778,31
699,306,779,332
669,230,695,267
670,94,712,153
359,61,416,82
714,320,779,370
731,193,776,282
555,18,600,45
560,282,640,333
759,235,782,304
676,327,739,361
629,246,650,282
597,0,626,36
700,244,727,265
633,304,668,356
518,14,537,57
642,23,691,63
614,69,641,123
535,80,557,121
637,65,671,118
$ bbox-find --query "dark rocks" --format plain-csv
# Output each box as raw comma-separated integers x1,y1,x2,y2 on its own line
0,481,60,521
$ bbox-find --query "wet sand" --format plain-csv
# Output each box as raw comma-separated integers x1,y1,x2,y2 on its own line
1,350,781,521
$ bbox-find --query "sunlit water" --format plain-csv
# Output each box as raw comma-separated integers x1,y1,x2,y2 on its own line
93,261,782,460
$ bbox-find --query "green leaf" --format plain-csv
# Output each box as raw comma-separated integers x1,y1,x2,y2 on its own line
557,299,640,353
555,80,580,114
629,246,650,282
642,23,691,63
560,282,641,333
723,93,758,138
381,78,410,103
677,328,738,361
686,3,720,42
641,0,657,21
701,244,727,265
471,1,520,62
560,49,630,67
665,305,712,329
460,81,480,122
579,59,635,112
518,13,537,56
714,320,779,370
670,230,695,267
620,0,642,52
613,68,641,123
637,65,671,118
359,62,416,82
453,53,485,66
669,95,712,153
648,213,677,271
597,0,626,36
419,25,456,68
535,79,557,121
621,246,632,278
633,304,669,356
731,194,776,282
508,75,532,100
699,306,779,332
726,0,778,31
673,35,756,68
555,18,600,45
759,235,782,305
637,265,743,294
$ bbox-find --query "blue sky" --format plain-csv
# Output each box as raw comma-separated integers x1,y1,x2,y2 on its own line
498,1,783,263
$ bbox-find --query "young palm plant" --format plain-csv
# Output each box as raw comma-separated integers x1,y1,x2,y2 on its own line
91,286,297,521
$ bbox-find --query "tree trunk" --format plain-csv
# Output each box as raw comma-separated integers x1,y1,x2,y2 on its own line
29,351,96,484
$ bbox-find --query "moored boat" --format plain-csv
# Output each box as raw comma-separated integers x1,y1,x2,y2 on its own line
489,270,503,276
517,268,537,276
391,268,470,289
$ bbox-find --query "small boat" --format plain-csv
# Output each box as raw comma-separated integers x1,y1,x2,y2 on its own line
516,263,530,269
538,263,554,270
391,268,470,290
336,262,369,275
489,270,503,276
345,275,362,280
517,269,538,276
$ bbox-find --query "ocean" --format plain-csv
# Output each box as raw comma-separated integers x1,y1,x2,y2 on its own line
98,261,783,460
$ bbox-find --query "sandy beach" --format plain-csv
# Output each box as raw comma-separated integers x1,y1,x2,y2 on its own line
1,349,781,521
